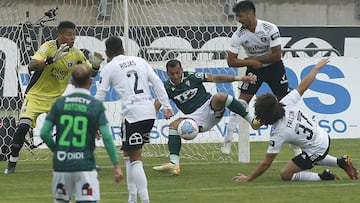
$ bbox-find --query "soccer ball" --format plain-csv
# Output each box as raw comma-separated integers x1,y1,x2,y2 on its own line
177,119,199,140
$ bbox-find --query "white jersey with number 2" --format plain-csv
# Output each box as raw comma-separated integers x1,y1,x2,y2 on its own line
96,55,171,123
267,90,329,156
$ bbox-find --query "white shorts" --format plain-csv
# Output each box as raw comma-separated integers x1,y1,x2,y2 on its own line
184,97,222,132
52,170,99,202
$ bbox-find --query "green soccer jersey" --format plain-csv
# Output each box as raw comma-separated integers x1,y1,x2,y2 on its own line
44,90,109,172
165,71,211,114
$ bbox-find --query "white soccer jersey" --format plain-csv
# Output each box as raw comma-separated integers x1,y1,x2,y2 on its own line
95,55,171,123
267,90,329,156
229,19,281,59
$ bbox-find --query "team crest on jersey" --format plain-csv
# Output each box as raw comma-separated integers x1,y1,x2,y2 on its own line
67,60,73,68
56,183,67,195
195,72,205,79
261,37,268,43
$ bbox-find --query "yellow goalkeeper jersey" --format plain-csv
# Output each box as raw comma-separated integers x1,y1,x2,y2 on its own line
25,40,91,103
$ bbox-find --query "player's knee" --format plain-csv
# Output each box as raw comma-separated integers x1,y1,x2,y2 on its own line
279,170,293,181
213,92,227,102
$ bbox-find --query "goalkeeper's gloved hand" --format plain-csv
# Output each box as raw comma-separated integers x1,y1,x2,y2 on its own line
45,43,69,65
89,52,104,70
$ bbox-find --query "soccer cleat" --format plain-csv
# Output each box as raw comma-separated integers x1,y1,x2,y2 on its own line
95,165,102,172
152,163,180,175
319,169,342,180
250,118,262,130
338,155,358,180
4,161,16,175
4,167,15,175
221,142,232,155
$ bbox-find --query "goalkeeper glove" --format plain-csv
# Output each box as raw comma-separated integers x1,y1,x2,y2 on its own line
45,43,69,65
89,52,104,70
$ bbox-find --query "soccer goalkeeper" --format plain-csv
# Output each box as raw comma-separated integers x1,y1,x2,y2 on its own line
4,21,104,174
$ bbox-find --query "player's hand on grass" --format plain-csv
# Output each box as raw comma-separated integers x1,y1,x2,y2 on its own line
232,173,250,183
89,51,104,70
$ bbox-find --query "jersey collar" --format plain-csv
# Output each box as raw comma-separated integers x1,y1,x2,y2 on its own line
72,88,91,95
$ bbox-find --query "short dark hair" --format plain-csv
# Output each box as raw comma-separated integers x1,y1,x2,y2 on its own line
72,64,91,87
233,0,256,14
105,36,123,55
57,21,76,33
254,93,285,125
166,59,182,71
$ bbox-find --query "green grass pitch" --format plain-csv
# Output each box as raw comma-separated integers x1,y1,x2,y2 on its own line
1,139,359,203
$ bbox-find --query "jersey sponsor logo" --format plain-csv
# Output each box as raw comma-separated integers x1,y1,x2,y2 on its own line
57,151,84,161
173,88,198,104
271,32,280,40
50,67,69,80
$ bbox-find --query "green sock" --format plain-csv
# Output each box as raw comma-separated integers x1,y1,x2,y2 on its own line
225,95,247,118
168,128,181,165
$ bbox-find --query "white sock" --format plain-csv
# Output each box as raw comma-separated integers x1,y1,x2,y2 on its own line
170,154,180,166
224,113,241,143
291,171,321,181
244,112,255,124
315,155,338,167
125,157,137,203
9,155,19,162
132,160,149,203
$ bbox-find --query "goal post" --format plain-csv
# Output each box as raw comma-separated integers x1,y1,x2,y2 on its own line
0,0,252,163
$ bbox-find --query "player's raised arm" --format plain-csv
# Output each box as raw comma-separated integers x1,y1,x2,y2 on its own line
296,58,329,96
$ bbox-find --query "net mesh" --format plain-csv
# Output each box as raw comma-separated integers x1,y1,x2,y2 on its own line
0,0,243,162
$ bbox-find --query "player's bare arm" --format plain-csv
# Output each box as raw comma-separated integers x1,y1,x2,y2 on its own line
233,153,277,182
154,99,173,119
227,51,262,69
28,59,47,71
207,74,256,84
253,45,282,64
297,58,329,96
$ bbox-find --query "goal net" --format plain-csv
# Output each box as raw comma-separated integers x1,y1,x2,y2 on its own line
0,0,249,163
